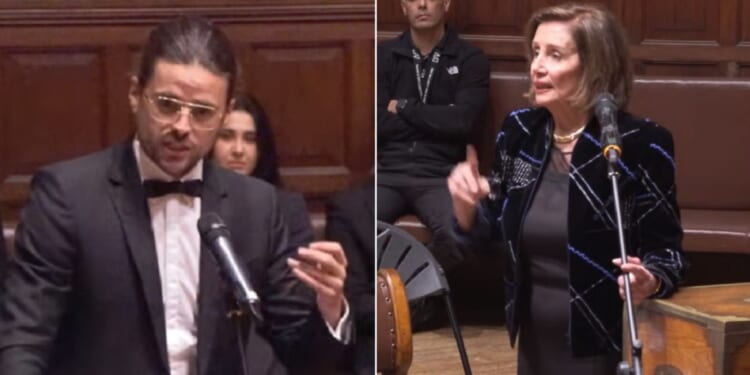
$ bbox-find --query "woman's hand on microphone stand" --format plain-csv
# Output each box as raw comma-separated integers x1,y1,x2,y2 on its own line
448,145,491,232
613,256,660,306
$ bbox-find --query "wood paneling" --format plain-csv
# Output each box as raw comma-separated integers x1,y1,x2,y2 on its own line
460,1,525,35
248,43,348,167
0,0,370,7
375,0,403,31
243,42,355,193
0,1,374,24
378,0,750,78
639,61,724,76
641,0,720,42
742,0,750,44
2,50,106,172
0,1,374,217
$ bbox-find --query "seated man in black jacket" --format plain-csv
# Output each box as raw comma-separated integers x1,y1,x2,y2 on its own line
377,0,489,291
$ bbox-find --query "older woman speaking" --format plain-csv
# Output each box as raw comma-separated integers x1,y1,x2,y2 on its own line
449,3,687,374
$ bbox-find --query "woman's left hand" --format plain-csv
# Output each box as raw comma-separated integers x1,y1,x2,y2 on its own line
612,256,660,306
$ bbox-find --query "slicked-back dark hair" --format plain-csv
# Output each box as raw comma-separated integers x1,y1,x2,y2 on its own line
231,94,282,187
137,15,237,102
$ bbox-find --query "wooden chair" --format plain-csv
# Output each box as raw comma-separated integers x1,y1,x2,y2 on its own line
377,268,413,375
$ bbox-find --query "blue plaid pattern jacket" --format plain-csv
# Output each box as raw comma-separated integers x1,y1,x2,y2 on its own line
456,107,687,356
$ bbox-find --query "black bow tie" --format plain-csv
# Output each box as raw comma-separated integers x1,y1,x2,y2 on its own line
143,179,203,198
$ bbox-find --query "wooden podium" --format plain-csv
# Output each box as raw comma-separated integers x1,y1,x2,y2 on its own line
625,283,750,374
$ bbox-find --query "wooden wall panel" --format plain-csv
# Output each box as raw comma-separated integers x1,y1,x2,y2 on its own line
376,0,403,31
641,0,720,42
0,0,369,7
0,1,374,219
244,42,352,193
248,44,348,166
741,0,750,46
460,1,525,35
2,51,106,172
640,61,723,76
378,0,750,78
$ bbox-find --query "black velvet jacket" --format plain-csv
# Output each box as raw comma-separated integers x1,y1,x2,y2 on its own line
457,107,687,356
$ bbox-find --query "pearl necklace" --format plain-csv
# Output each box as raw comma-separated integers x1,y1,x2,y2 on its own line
553,125,586,144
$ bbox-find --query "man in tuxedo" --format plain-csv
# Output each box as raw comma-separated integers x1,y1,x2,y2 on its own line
0,16,350,375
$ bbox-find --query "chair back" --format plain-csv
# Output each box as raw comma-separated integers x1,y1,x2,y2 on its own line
377,221,450,301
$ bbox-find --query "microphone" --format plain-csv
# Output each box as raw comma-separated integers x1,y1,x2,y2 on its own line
198,213,263,323
594,93,621,163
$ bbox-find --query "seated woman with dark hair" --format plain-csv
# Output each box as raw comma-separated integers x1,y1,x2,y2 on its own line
212,94,314,247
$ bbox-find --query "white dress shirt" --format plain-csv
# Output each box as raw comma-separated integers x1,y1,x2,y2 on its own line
135,139,202,375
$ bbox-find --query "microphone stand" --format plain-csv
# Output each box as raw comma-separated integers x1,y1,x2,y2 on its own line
605,149,643,375
226,293,263,375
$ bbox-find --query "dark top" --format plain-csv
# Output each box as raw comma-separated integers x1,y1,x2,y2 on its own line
520,148,570,338
277,189,314,248
377,27,490,184
325,181,374,375
454,108,687,356
517,148,618,374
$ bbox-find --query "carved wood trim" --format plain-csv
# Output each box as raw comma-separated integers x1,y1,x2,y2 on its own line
0,4,373,26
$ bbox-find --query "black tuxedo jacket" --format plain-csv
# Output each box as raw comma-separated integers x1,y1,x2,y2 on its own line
326,181,374,375
0,142,341,375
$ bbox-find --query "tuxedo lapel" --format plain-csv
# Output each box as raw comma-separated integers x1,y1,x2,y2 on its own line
106,143,169,370
196,161,231,375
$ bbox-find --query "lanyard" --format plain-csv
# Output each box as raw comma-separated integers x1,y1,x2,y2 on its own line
412,48,441,104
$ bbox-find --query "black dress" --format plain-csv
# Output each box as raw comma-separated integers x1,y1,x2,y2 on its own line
517,148,619,375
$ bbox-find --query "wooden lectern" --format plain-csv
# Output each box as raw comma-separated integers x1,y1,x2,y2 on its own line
625,283,750,375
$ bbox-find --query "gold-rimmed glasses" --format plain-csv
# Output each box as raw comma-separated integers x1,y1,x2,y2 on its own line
143,93,223,130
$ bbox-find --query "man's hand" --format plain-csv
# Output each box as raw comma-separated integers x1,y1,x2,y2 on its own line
387,99,399,113
613,256,660,306
287,241,348,327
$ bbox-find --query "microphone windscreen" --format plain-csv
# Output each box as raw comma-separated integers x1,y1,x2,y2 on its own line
197,212,230,243
594,93,617,121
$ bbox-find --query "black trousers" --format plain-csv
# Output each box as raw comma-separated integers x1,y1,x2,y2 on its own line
377,181,463,272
